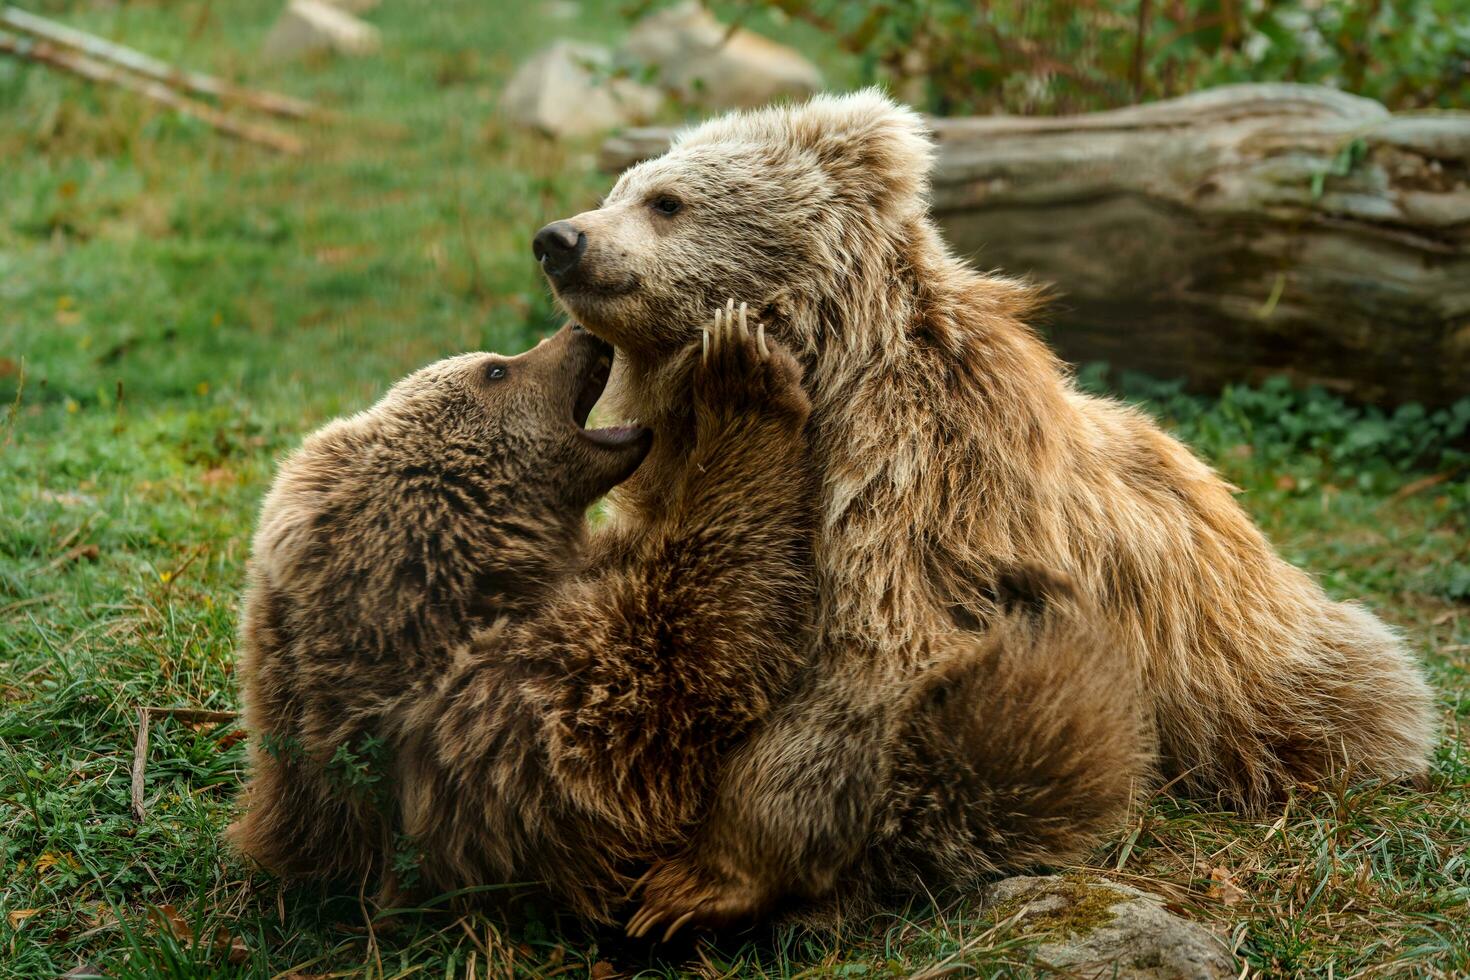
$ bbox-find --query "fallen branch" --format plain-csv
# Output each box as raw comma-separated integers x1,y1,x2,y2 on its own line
0,29,304,154
144,707,240,725
1389,470,1455,502
35,543,99,576
0,5,317,120
129,706,241,822
130,708,150,821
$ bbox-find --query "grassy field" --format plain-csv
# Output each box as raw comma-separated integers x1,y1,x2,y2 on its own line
3,2,1468,976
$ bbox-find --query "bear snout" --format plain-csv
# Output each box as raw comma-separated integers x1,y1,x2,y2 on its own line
533,221,587,279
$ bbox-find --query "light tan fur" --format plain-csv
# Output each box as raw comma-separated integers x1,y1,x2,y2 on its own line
536,89,1436,933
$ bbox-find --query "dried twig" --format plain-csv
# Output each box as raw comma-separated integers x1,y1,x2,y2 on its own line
130,708,150,821
144,707,240,725
1389,470,1454,502
0,29,304,154
0,5,317,119
35,543,99,576
129,706,240,821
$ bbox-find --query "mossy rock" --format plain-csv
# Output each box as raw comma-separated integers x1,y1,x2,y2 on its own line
985,875,1235,979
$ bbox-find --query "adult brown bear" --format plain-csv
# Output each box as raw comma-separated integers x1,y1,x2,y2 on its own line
532,90,1435,935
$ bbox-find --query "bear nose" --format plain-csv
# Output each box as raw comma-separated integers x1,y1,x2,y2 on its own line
533,221,587,278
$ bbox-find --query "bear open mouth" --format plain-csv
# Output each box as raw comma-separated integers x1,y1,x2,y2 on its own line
572,334,648,449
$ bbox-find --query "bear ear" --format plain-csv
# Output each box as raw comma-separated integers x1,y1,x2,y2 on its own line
674,87,935,219
786,88,935,217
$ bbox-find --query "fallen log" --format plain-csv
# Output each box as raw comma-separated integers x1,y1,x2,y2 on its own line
0,29,304,154
602,84,1470,407
0,5,318,120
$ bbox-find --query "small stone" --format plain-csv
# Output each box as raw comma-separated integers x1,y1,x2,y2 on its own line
986,875,1235,979
318,0,380,12
620,1,822,109
262,0,381,62
500,41,661,138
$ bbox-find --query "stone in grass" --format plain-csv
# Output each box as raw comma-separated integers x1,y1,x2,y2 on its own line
986,875,1236,979
262,0,381,62
318,0,380,12
621,0,822,110
501,41,661,139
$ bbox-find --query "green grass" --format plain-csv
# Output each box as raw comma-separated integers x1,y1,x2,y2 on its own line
2,2,1468,976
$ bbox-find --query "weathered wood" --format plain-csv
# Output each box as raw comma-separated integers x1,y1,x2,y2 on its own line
602,84,1470,407
0,29,304,154
0,6,318,120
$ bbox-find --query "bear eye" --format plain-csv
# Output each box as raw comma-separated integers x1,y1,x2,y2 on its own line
485,363,508,382
649,195,683,217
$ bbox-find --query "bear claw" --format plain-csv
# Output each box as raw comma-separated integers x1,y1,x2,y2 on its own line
702,299,766,365
625,856,768,942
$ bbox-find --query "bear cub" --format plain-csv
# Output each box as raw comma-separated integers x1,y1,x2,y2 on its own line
231,311,818,921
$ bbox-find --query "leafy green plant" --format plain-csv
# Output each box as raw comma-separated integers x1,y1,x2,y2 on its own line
1079,366,1470,486
743,0,1470,114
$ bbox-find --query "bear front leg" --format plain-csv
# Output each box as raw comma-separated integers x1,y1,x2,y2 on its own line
628,565,1150,941
514,300,818,851
626,662,898,940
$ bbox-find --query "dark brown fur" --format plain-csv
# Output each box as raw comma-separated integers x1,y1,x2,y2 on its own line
625,569,1150,935
231,320,817,921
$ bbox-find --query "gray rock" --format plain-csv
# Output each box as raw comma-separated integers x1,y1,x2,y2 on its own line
262,0,380,62
318,0,380,13
986,876,1235,979
621,1,821,109
500,41,661,139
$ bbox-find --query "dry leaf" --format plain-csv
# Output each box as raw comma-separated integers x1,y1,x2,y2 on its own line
1207,866,1247,906
590,962,620,979
216,728,248,751
150,904,193,944
213,927,250,964
60,544,100,565
33,852,78,873
200,467,234,487
61,965,107,979
7,908,40,928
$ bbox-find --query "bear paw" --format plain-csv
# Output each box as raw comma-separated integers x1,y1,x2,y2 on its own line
694,298,809,427
625,854,769,942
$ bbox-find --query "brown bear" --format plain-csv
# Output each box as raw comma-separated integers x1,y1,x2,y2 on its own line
230,315,819,921
532,89,1436,935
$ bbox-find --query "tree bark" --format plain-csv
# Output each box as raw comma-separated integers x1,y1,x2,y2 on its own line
601,84,1470,407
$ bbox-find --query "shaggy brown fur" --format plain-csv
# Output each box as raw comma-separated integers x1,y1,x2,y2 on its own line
230,319,817,921
537,89,1436,935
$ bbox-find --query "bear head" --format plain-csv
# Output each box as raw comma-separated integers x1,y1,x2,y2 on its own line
251,325,652,625
534,89,935,367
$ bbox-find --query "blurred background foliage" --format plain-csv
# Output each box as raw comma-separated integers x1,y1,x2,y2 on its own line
749,0,1470,114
